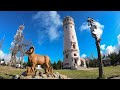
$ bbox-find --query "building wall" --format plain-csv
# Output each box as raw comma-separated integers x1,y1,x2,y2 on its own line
63,16,80,69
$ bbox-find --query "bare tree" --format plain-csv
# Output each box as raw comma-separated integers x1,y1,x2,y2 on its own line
87,17,104,79
10,24,33,67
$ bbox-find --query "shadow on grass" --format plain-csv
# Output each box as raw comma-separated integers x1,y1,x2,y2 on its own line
107,75,120,79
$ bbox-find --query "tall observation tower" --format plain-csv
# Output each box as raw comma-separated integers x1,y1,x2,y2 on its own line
63,16,81,70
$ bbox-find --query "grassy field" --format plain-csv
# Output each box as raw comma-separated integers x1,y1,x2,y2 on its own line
0,65,120,79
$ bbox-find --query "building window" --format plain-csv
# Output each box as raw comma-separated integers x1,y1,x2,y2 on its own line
66,26,67,28
74,53,77,56
74,59,77,64
65,63,69,65
73,44,76,49
72,36,74,39
66,54,68,58
71,26,72,28
67,18,69,21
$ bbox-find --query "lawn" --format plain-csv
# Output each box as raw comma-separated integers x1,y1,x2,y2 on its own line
55,66,120,79
0,65,120,79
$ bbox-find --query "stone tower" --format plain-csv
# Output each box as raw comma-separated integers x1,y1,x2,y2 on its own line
63,16,81,70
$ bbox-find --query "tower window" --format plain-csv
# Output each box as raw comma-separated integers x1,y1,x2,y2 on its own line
74,53,77,56
73,44,76,49
71,26,72,28
66,54,68,58
74,59,77,64
67,18,69,21
66,26,67,28
65,63,69,65
72,36,74,39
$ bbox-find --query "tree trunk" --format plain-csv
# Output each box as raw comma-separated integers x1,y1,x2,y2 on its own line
95,35,104,79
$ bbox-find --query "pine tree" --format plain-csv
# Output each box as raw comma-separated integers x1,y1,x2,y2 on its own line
53,61,57,70
57,60,62,69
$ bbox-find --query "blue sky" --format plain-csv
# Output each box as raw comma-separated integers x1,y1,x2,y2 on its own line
0,11,120,63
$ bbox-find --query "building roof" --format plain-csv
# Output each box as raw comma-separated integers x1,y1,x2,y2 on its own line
102,57,111,61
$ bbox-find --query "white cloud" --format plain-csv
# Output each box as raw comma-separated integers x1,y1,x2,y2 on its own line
33,11,62,43
100,44,106,50
0,50,25,63
48,26,59,41
106,46,116,55
101,34,120,56
80,21,104,39
81,54,87,58
80,22,90,31
117,34,120,44
0,50,4,59
0,50,11,62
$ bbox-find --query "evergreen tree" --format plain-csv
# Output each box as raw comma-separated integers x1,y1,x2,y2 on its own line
53,61,57,70
26,60,32,67
57,60,62,69
108,52,117,65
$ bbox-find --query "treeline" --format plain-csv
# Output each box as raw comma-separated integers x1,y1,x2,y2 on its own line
25,60,63,70
86,59,99,68
51,60,63,70
107,50,120,66
86,50,120,67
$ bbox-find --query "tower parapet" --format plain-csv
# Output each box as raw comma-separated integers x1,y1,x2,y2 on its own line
63,16,74,26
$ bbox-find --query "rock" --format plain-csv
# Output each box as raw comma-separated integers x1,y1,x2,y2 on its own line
13,75,19,79
35,71,40,76
55,72,59,76
39,71,43,76
21,71,27,76
47,77,57,79
19,75,25,79
24,76,33,79
34,76,42,79
42,74,47,79
59,74,68,79
18,70,70,79
47,74,53,77
53,72,60,78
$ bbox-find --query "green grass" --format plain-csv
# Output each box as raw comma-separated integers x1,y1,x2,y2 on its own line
55,66,120,79
0,66,25,79
0,65,120,79
55,69,99,79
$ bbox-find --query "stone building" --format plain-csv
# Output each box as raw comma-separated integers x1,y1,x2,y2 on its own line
63,16,81,69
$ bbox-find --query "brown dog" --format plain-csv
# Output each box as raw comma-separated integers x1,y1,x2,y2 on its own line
25,47,52,74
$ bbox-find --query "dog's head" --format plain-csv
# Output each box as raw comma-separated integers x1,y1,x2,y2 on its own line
25,47,34,55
